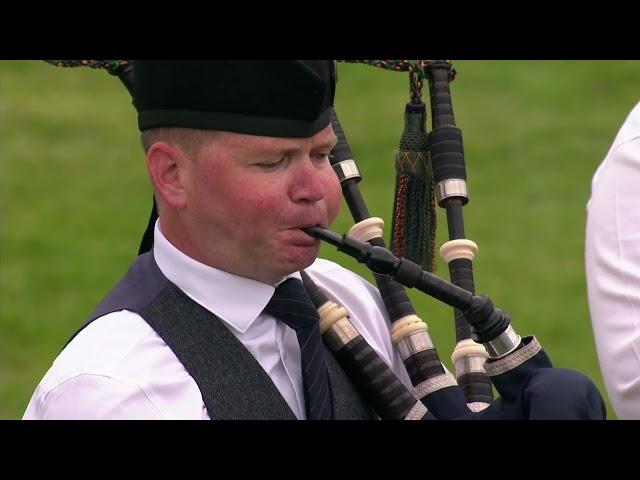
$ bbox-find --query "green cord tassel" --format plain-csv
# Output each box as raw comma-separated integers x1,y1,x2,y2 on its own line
390,102,437,272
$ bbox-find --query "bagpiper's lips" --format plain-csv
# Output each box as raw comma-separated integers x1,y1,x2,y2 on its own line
285,225,323,247
300,226,343,248
300,224,330,240
302,226,320,238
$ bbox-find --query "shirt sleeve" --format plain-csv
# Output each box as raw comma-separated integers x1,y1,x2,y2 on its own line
586,112,640,419
23,374,167,420
22,310,210,420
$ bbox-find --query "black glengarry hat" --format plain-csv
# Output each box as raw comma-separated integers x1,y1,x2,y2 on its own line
133,60,336,138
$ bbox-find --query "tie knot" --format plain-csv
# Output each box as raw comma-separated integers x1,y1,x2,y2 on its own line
264,278,319,331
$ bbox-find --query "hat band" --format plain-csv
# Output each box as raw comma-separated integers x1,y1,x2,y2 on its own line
138,108,333,138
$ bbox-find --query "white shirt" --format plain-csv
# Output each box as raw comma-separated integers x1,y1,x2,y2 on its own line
586,101,640,419
24,221,412,419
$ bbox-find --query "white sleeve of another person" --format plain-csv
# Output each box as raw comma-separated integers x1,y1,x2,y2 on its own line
586,102,640,419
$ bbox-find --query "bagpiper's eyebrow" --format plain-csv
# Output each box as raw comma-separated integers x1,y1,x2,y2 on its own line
314,135,338,150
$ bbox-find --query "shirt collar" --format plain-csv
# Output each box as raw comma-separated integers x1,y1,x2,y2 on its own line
153,220,299,334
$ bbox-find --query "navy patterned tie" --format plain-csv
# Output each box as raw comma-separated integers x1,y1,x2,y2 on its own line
264,278,334,420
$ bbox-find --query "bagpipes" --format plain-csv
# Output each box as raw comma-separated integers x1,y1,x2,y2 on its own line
302,60,551,420
44,60,598,420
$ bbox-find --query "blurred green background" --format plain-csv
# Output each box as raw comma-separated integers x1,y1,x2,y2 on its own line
2,60,639,419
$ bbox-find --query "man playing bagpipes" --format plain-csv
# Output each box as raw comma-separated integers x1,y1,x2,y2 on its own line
24,61,605,420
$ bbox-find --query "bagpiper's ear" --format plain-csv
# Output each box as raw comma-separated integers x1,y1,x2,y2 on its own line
146,141,188,211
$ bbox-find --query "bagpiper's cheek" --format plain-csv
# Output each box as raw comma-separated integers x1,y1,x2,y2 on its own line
326,177,343,223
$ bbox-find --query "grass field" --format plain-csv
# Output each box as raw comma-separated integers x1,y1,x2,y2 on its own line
2,60,639,419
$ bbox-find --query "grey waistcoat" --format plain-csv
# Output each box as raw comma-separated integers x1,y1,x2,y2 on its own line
69,252,375,420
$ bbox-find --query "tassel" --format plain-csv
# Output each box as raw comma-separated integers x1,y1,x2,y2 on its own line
390,102,437,272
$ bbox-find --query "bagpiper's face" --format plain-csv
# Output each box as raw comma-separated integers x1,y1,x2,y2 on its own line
181,124,341,284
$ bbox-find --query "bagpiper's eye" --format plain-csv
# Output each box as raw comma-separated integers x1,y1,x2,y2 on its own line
255,154,289,170
313,153,333,164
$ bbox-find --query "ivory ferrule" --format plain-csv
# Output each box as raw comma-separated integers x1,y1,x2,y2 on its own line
347,217,385,243
392,315,434,360
317,301,348,334
440,239,478,263
322,316,360,352
451,339,489,374
391,315,428,343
